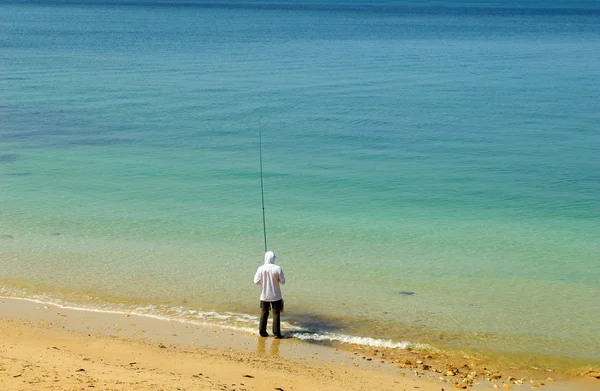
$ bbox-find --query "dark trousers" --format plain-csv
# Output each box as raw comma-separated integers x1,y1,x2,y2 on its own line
259,299,283,336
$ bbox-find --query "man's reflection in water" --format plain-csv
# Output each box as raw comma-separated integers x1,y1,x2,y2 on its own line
257,336,267,355
257,337,281,356
270,338,281,356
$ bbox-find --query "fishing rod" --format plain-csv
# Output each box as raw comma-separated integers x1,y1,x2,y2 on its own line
259,119,268,253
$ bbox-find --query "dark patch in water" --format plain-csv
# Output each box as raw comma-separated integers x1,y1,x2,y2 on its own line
63,138,133,147
285,312,345,333
398,291,415,296
0,234,15,239
50,232,62,236
0,154,18,163
283,312,347,346
6,172,32,176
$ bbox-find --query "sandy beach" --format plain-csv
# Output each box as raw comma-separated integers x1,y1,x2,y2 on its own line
0,297,597,391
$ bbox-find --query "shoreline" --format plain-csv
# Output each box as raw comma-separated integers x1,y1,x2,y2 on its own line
1,296,598,390
0,296,437,391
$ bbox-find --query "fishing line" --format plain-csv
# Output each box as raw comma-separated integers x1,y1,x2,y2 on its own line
259,119,268,252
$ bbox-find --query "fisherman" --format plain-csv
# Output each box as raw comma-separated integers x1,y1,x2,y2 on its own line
254,250,286,338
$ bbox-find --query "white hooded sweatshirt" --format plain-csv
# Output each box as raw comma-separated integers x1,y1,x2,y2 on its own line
254,251,286,302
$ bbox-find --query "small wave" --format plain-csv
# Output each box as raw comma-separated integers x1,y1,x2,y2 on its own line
0,288,428,352
291,331,428,350
1,293,259,334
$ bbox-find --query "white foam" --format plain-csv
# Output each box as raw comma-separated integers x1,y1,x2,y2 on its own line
291,331,430,350
0,293,260,335
1,291,429,351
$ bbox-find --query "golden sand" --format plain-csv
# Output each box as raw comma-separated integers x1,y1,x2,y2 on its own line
0,298,597,391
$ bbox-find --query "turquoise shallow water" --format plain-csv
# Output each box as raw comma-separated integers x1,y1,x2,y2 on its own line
1,1,599,366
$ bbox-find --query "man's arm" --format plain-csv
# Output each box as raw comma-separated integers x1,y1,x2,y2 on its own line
279,268,286,285
254,268,262,285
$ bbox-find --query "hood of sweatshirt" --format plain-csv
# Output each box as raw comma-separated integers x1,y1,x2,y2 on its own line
264,251,276,264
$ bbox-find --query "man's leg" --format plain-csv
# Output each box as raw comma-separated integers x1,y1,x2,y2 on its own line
271,299,283,338
259,301,270,337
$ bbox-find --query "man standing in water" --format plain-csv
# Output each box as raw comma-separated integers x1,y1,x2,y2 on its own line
254,251,286,338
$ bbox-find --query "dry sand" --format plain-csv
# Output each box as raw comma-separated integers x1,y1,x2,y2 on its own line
0,297,597,391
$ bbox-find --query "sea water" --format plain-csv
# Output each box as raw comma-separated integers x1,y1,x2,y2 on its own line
1,0,599,368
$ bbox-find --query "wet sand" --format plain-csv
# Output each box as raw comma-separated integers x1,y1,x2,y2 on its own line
0,297,597,391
